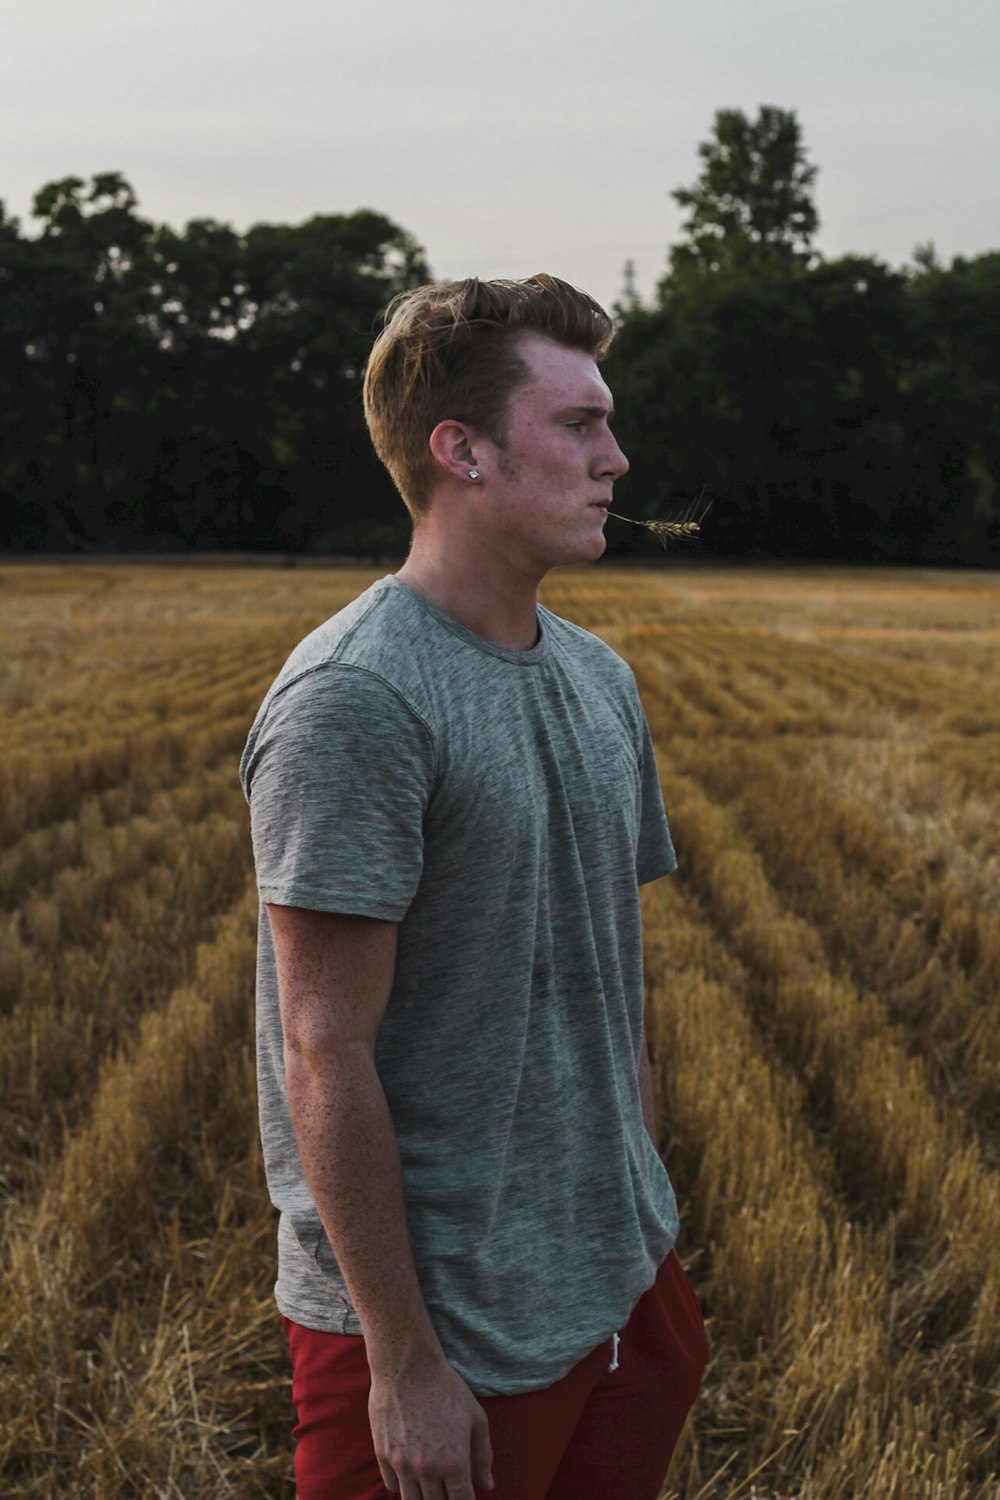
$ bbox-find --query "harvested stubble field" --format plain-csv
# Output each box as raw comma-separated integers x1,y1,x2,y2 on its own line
1,559,998,1500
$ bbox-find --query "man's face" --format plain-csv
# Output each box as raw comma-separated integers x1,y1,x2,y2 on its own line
474,334,629,574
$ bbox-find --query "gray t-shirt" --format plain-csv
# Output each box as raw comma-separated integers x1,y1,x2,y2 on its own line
240,576,679,1396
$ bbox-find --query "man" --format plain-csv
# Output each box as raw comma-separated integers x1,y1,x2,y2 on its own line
240,274,707,1500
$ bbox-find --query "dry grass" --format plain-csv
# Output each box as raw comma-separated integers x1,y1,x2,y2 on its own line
1,559,998,1498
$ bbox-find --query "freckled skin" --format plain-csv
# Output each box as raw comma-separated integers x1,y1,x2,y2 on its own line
270,335,653,1499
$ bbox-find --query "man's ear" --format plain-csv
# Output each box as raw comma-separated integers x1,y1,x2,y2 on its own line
428,420,480,483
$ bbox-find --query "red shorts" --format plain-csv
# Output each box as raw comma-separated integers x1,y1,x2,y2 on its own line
283,1248,708,1500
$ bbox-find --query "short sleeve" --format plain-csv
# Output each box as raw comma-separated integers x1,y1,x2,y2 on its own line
241,664,436,920
636,709,677,884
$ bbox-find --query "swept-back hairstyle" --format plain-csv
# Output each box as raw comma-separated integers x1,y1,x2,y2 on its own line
362,274,614,518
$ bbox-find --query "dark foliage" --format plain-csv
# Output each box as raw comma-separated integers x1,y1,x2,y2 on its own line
1,138,998,564
603,109,999,566
0,174,427,556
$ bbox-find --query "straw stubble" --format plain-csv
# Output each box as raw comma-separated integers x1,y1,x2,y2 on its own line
0,560,996,1498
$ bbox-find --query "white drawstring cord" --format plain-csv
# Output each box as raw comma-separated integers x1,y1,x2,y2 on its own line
608,1332,620,1372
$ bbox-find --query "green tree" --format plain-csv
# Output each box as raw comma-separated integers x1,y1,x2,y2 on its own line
605,253,975,562
902,248,1000,560
667,105,819,279
0,175,430,554
1,173,158,548
112,206,430,551
602,108,1000,565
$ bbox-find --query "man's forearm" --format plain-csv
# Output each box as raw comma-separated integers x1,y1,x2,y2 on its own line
286,1040,441,1376
269,906,493,1493
287,1039,494,1494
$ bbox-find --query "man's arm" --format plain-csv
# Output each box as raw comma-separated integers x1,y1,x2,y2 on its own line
267,903,493,1499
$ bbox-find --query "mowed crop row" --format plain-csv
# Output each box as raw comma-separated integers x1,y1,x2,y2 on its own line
1,561,997,1499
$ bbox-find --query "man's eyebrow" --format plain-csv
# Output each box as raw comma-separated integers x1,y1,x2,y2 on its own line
560,404,615,419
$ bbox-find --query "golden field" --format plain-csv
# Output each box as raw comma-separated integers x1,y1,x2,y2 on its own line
1,560,998,1499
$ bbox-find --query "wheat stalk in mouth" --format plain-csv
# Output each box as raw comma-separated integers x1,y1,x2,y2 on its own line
607,494,712,546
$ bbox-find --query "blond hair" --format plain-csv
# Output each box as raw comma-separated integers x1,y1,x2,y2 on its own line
362,274,613,517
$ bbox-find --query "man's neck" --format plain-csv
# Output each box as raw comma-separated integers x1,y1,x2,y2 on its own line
395,530,543,652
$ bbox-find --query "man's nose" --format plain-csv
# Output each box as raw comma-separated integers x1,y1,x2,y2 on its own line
602,432,629,480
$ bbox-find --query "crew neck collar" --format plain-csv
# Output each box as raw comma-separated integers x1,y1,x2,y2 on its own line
383,576,549,665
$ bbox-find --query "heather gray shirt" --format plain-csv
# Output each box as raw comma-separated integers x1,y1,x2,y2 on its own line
240,576,679,1396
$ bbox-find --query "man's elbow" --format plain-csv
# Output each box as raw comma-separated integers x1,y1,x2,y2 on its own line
284,1028,377,1108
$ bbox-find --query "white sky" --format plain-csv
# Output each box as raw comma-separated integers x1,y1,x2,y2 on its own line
3,0,998,311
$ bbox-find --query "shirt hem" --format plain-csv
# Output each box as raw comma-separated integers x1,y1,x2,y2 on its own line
258,883,410,921
274,1223,681,1398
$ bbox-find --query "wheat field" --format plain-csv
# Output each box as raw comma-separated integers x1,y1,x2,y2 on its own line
1,560,998,1500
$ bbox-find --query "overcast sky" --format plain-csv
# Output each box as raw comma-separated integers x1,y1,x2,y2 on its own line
4,0,998,311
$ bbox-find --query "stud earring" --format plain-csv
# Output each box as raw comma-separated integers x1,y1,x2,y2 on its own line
467,469,480,481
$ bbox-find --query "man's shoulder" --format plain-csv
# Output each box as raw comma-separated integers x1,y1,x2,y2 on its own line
243,577,433,751
240,580,437,798
271,576,401,686
265,575,451,702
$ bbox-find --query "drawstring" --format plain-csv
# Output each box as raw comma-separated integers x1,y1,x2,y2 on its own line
608,1332,620,1372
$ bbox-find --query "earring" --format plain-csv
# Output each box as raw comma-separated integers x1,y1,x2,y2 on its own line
467,469,480,481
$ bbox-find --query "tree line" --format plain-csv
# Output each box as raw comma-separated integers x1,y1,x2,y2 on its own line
2,110,998,564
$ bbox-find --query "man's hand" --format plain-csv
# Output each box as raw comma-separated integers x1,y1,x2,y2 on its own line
370,1355,494,1499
